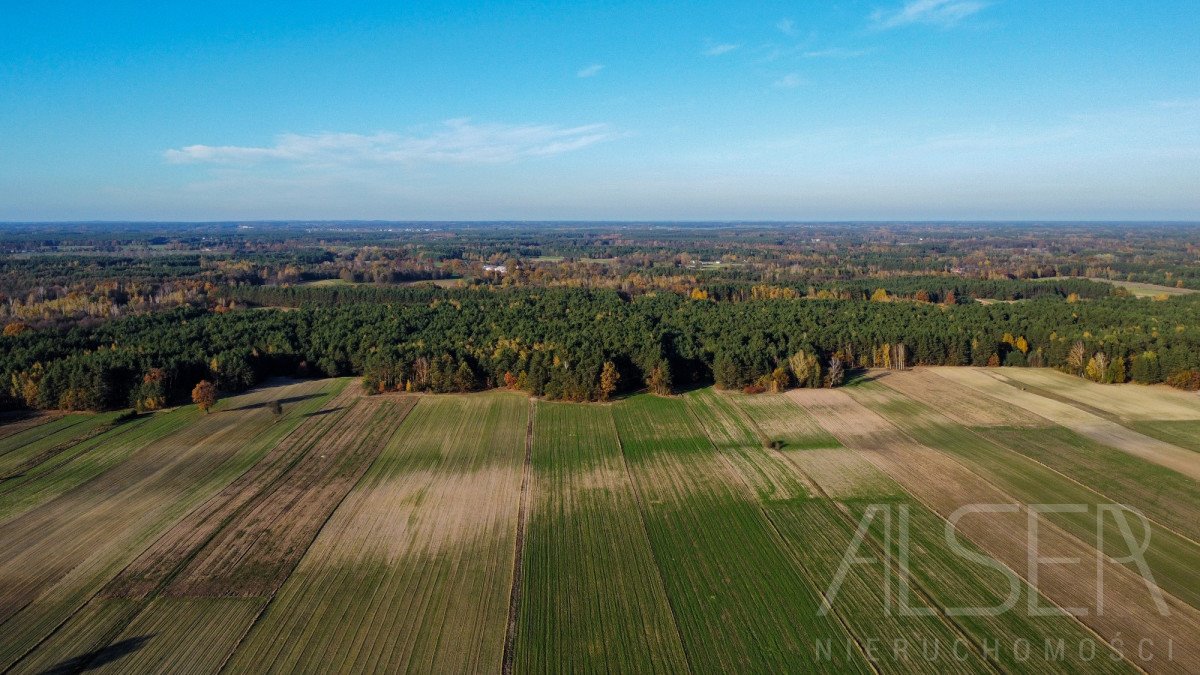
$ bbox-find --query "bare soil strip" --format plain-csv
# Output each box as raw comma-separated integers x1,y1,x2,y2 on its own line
501,399,534,675
0,381,317,624
0,413,62,444
164,393,411,598
790,388,1200,673
933,368,1200,482
101,384,362,600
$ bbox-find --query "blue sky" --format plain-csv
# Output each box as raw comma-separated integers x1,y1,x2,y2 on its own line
2,1,1198,220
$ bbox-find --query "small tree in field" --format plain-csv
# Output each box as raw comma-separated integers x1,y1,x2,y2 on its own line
269,399,283,421
192,380,218,413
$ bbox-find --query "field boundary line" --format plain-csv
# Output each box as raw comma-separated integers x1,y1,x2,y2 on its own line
811,397,1154,673
729,400,1004,674
0,416,89,458
501,398,535,675
216,396,415,675
611,403,696,675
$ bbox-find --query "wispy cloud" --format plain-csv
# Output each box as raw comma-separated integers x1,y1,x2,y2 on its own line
164,119,622,166
703,43,739,56
803,48,870,59
773,73,805,89
776,18,797,36
576,63,604,78
870,0,989,29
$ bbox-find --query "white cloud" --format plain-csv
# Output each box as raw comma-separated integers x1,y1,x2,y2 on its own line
773,73,805,89
164,119,622,166
803,48,869,58
576,63,604,78
703,43,739,56
870,0,989,29
776,18,797,35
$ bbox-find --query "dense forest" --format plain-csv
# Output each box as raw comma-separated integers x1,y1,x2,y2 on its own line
3,222,1199,411
3,284,1199,411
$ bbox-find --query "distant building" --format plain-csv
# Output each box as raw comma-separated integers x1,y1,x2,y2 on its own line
483,264,507,273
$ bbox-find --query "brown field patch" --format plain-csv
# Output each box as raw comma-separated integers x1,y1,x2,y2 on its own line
790,387,1200,673
875,368,1047,427
995,367,1200,421
102,384,364,600
0,380,331,671
725,391,844,449
933,368,1200,482
780,447,900,500
683,389,810,502
163,394,413,598
0,380,322,625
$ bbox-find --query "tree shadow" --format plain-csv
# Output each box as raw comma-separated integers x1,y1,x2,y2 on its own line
226,393,324,411
40,635,154,674
302,406,344,418
843,368,887,386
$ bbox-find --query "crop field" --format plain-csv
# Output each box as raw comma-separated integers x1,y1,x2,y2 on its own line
0,368,1198,673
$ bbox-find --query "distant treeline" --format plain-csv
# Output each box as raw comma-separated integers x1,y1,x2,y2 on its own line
4,286,1200,411
221,275,1113,308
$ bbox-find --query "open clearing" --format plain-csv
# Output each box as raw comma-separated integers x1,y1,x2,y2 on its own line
1087,277,1199,297
0,369,1197,672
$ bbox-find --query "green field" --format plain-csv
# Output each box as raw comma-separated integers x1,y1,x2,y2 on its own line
0,370,1197,672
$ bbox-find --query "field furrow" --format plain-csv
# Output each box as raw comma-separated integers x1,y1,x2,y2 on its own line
101,379,354,600
0,413,64,444
0,412,120,478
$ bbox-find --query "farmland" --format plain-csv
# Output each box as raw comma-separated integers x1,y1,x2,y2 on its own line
0,370,1198,672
